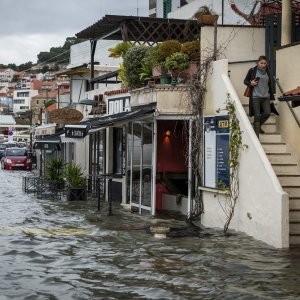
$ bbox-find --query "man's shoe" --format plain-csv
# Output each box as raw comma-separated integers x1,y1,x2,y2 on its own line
259,128,265,134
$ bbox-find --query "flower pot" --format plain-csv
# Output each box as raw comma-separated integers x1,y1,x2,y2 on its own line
67,187,86,201
181,62,198,79
152,65,163,78
196,15,218,25
160,75,171,84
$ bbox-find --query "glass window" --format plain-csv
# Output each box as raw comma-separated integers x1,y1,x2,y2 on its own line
6,149,27,156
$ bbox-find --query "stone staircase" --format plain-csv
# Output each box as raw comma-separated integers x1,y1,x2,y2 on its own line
243,103,300,247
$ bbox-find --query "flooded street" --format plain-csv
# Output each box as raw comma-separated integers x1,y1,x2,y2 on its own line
1,171,300,299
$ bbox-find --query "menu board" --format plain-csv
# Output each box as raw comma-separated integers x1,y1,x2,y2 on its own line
203,115,230,189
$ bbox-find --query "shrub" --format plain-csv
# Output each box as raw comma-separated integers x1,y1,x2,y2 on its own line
45,157,65,182
123,45,149,89
159,40,182,61
182,40,200,61
64,163,85,188
165,52,189,71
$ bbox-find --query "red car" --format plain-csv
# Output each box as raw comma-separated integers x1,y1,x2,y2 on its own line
1,147,32,171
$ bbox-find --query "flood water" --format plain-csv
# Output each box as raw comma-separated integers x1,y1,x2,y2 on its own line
1,170,300,299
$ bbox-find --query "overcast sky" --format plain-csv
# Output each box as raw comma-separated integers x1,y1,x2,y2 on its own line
0,0,148,65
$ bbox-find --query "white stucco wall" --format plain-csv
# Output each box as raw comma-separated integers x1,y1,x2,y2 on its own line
168,0,246,24
130,85,192,114
201,59,289,248
201,26,265,63
68,40,122,69
276,43,300,162
201,26,265,114
74,137,89,175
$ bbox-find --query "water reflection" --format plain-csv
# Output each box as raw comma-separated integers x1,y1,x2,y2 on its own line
0,170,300,299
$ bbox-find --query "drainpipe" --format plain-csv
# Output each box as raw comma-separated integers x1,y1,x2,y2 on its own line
281,0,292,46
188,119,193,215
151,120,157,216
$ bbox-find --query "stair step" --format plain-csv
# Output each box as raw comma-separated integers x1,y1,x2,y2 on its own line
267,153,297,164
278,175,300,186
290,210,300,220
261,142,287,153
289,221,300,233
289,235,300,246
260,134,282,143
289,198,300,210
260,123,277,133
283,186,300,198
272,164,300,175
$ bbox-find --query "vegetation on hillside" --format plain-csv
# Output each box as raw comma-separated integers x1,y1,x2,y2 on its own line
0,36,83,72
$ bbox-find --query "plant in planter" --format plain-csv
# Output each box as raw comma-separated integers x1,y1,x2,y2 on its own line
164,52,189,80
193,5,218,25
139,62,154,85
45,157,65,189
181,40,200,79
182,40,200,62
159,40,182,61
123,45,149,89
64,162,86,201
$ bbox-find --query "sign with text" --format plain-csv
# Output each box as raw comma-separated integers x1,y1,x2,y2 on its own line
203,115,230,189
65,125,88,139
108,96,131,115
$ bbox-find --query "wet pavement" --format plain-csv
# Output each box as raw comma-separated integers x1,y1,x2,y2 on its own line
1,170,300,299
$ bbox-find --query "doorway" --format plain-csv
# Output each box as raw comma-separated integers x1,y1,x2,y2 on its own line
127,122,153,214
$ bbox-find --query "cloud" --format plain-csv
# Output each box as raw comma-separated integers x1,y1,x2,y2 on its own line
0,0,148,65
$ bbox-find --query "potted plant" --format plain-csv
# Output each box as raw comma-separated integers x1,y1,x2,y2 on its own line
45,157,65,189
64,162,86,201
193,5,218,25
153,40,182,83
164,52,189,80
181,40,200,78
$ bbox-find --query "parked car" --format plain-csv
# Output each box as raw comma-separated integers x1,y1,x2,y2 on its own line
3,141,17,148
0,144,6,159
0,142,16,159
1,147,32,171
16,141,27,148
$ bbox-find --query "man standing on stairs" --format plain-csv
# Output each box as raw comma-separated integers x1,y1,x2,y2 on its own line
244,55,275,138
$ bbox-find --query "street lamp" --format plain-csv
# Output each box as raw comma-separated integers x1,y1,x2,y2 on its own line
79,96,97,116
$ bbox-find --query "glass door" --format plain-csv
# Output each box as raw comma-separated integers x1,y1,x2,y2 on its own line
128,122,153,214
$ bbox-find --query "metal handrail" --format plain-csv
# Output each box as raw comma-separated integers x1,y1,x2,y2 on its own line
274,77,300,128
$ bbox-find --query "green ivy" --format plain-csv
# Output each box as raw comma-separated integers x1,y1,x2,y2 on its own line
222,93,248,233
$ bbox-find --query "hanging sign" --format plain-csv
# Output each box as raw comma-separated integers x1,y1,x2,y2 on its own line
65,125,88,139
49,108,83,124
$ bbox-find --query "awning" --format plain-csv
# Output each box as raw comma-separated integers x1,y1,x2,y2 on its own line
35,123,56,137
34,132,62,150
60,133,85,144
76,15,199,44
88,104,156,134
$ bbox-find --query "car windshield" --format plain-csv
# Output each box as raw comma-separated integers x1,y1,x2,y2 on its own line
4,143,16,148
0,145,6,149
6,149,27,156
